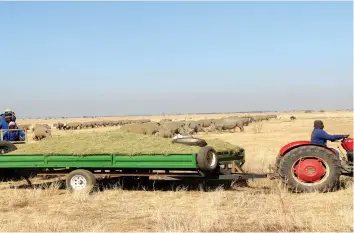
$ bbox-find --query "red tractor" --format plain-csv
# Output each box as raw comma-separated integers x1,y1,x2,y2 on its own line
276,137,353,192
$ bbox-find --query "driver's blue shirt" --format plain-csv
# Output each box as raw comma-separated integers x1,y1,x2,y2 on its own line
311,128,344,146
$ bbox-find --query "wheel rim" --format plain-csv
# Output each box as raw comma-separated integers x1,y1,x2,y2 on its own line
292,157,329,185
70,175,88,191
206,151,217,167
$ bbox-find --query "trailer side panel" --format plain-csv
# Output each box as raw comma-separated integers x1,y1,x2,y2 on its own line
0,154,197,169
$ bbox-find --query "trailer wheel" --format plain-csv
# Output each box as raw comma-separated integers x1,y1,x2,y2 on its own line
172,137,207,147
197,146,218,172
278,146,341,193
66,169,97,193
0,141,17,154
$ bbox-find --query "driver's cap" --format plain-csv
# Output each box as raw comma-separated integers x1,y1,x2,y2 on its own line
4,108,12,113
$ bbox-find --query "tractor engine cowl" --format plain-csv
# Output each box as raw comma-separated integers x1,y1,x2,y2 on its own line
341,138,353,151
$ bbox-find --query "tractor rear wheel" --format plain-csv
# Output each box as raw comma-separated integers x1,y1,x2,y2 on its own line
278,146,341,193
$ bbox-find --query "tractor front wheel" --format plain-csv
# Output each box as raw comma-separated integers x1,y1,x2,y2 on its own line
278,146,341,193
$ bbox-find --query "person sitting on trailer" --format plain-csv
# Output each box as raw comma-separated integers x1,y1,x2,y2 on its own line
2,122,25,142
0,108,16,124
0,113,14,130
310,120,348,157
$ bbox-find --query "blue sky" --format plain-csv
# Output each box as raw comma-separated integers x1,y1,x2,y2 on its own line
0,2,352,117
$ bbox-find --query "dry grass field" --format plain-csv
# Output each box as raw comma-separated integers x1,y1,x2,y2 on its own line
0,111,353,232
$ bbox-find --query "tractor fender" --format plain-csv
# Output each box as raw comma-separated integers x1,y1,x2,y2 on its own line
279,140,336,156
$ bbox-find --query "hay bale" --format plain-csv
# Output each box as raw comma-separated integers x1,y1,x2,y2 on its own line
11,130,243,155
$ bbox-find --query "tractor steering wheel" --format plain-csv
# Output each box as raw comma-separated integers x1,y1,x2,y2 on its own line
341,135,349,142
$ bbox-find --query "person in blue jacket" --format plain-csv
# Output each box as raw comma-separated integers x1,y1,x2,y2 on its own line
0,114,13,130
0,109,16,129
2,122,25,141
311,120,349,157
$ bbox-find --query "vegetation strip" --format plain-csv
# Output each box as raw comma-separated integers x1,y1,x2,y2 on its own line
8,130,243,155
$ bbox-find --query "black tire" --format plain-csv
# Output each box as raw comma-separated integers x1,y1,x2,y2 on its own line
278,146,341,193
197,146,218,172
171,137,207,147
66,169,97,193
0,141,17,154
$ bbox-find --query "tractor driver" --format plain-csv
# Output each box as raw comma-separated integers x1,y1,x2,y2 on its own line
2,122,25,142
310,120,349,157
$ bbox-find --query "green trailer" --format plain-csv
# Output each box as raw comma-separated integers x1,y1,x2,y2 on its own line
0,141,267,192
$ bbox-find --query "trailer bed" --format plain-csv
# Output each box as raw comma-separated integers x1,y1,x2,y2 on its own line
0,150,268,193
0,152,243,169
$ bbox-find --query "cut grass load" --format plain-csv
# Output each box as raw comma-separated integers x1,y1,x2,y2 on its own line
8,130,243,155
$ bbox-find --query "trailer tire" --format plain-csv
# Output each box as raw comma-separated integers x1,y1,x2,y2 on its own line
197,146,218,172
278,146,341,193
0,141,17,154
66,169,96,193
172,137,207,147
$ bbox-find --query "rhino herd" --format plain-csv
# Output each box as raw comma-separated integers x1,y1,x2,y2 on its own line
15,114,277,140
53,119,152,130
121,115,277,138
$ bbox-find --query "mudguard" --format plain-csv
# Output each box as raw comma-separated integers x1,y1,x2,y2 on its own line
279,140,336,156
